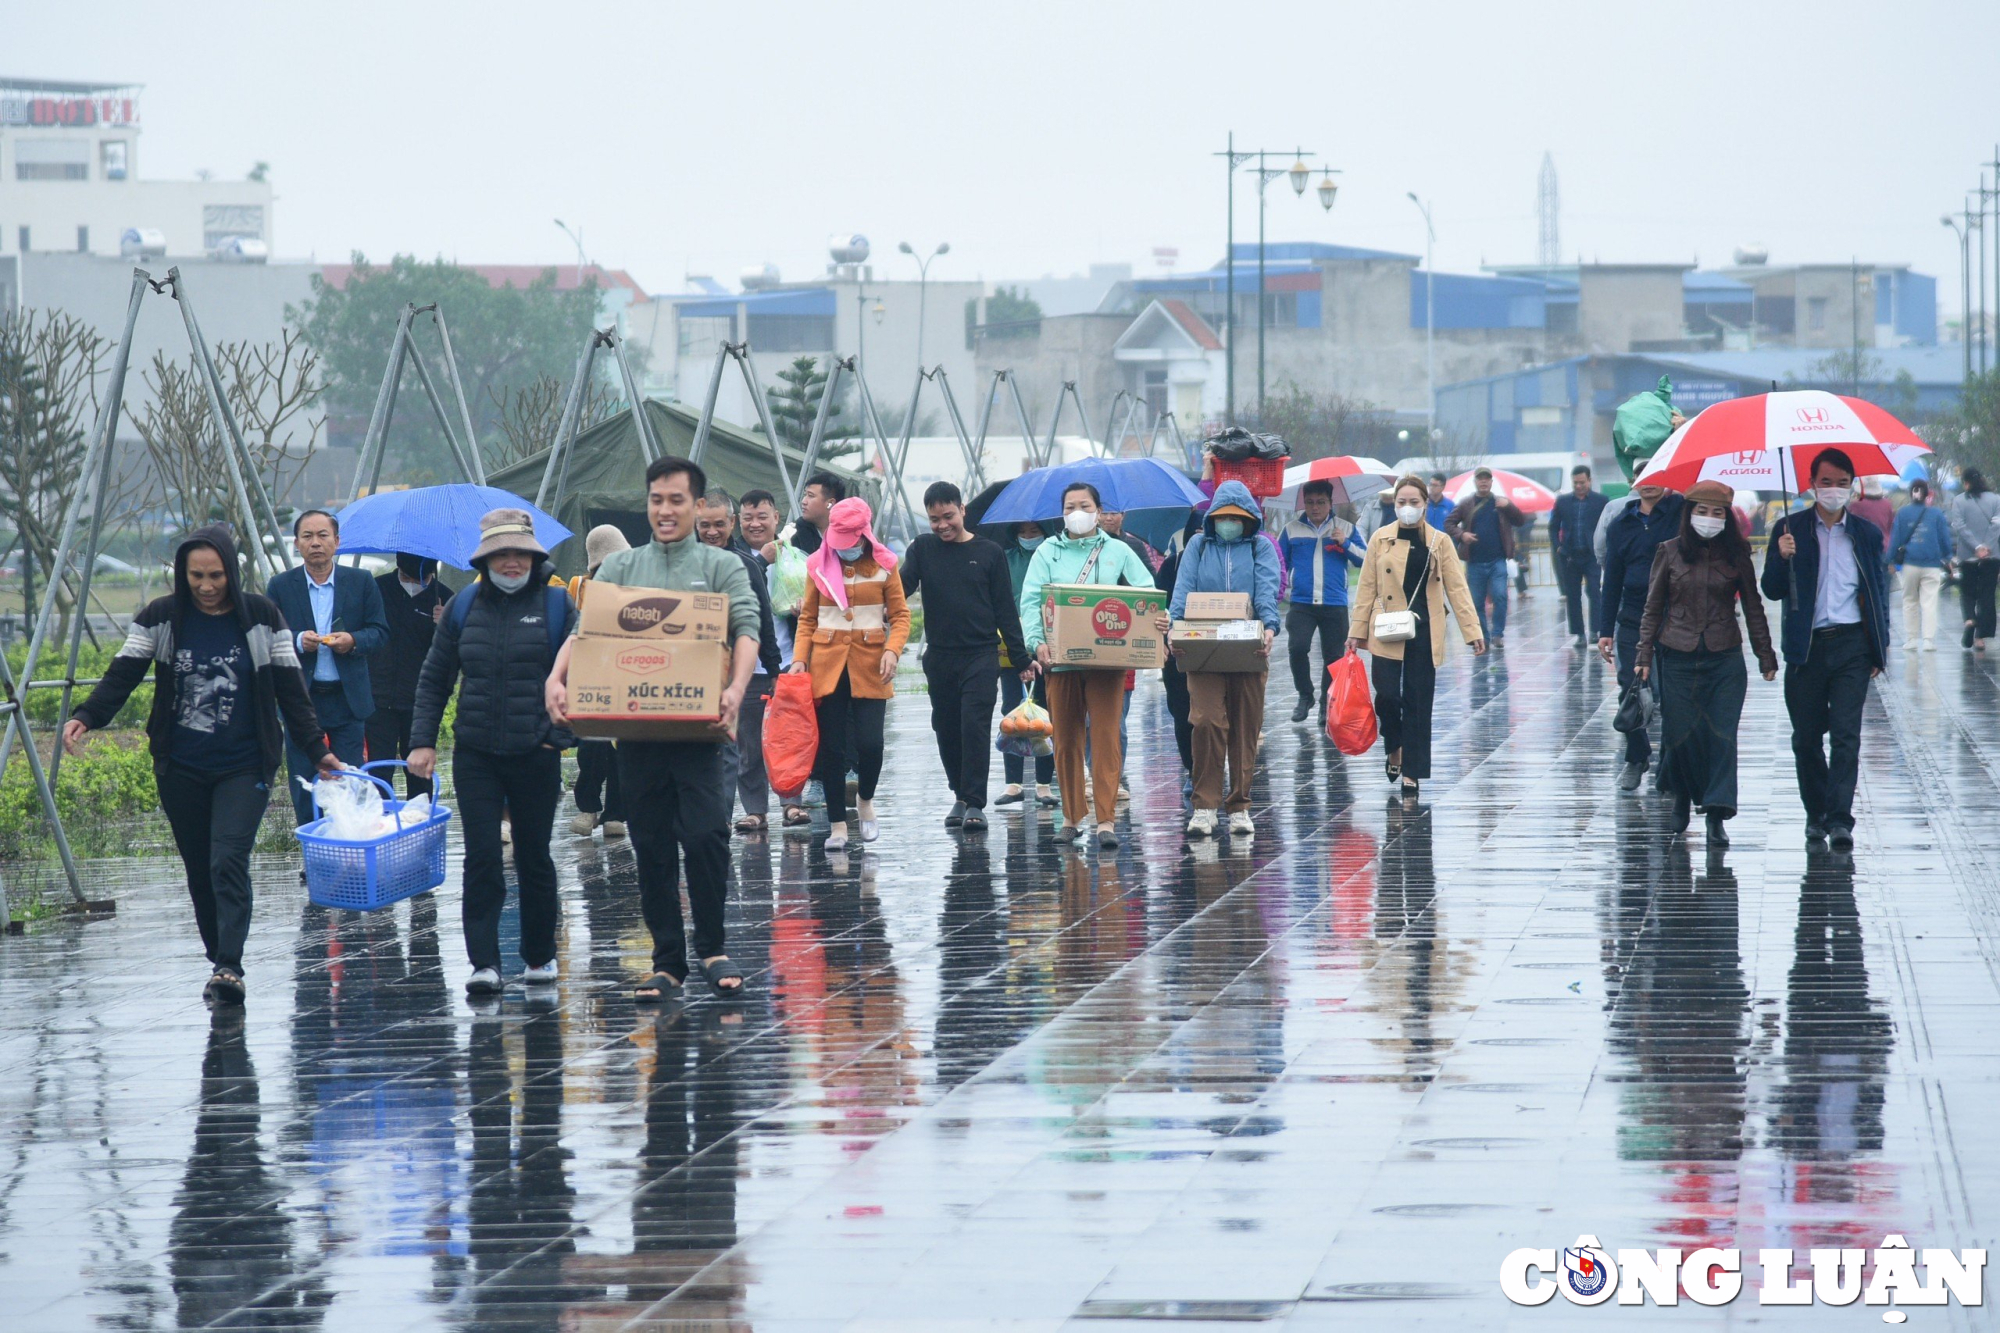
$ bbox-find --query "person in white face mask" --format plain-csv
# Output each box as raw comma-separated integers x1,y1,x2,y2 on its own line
1633,481,1778,846
1761,448,1890,849
408,508,579,997
368,553,452,801
1347,476,1485,806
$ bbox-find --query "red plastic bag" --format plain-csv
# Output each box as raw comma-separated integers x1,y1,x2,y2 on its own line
763,673,819,800
1325,652,1378,756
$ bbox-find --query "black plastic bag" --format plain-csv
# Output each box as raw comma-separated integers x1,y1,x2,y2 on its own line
1204,427,1291,462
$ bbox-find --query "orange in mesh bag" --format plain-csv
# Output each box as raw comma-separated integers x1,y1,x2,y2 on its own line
763,673,819,800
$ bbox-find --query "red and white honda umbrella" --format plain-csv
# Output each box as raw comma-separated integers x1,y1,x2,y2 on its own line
1274,455,1398,507
1635,389,1930,492
1445,468,1557,514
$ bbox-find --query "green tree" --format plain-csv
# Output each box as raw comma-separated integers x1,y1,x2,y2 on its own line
765,355,857,461
289,254,603,484
966,284,1042,342
1931,367,2000,482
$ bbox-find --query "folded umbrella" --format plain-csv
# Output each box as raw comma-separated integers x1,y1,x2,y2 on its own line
334,484,573,569
1635,390,1930,493
1273,455,1398,508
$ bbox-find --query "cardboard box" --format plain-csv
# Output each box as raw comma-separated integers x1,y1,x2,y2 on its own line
1040,583,1167,669
1170,619,1268,673
566,637,734,741
1181,591,1251,621
578,582,729,642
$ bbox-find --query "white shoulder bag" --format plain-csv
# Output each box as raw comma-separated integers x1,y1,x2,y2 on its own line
1371,537,1430,644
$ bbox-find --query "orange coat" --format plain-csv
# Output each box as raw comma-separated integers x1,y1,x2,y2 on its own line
796,557,911,699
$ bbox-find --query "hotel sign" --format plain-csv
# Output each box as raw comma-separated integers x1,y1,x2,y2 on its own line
0,97,140,129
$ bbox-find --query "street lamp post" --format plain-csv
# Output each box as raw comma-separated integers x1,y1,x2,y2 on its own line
553,218,587,286
898,241,950,381
1407,193,1436,451
1945,214,1970,382
1213,141,1337,426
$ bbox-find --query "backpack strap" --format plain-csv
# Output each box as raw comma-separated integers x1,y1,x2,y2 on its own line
445,582,569,662
448,586,474,635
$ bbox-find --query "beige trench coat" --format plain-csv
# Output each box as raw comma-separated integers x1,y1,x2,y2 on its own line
1349,522,1483,666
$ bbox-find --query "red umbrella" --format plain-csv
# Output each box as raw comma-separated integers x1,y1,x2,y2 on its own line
1445,468,1557,514
1636,390,1930,493
1273,455,1399,507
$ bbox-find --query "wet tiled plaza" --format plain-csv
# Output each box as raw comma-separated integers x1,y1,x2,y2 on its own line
2,598,1996,1330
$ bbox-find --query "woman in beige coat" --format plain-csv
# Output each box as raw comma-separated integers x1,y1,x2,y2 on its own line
1347,475,1485,802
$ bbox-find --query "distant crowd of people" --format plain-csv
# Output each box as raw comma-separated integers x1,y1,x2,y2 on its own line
56,440,1948,1007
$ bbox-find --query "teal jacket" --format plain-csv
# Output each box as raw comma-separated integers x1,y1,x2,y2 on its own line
1020,528,1156,667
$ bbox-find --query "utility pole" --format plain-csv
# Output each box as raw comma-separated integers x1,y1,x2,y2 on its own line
1945,213,1970,381
1216,134,1239,426
1214,142,1336,427
1409,194,1437,448
1850,257,1861,396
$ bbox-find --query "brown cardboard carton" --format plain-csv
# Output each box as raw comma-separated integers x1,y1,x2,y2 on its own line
1040,584,1167,669
1170,618,1268,673
1181,591,1251,621
566,637,734,740
579,582,729,641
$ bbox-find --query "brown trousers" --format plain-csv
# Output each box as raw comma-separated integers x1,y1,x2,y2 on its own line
1186,668,1266,813
1047,668,1125,827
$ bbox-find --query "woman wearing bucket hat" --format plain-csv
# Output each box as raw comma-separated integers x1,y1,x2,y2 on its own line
408,508,578,997
1634,480,1777,846
787,497,911,851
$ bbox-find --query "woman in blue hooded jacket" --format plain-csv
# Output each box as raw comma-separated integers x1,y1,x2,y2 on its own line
1168,480,1282,838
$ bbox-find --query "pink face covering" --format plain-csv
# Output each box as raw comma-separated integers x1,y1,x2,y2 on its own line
807,496,897,610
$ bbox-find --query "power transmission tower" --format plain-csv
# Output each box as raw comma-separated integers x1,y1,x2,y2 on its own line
1537,153,1560,269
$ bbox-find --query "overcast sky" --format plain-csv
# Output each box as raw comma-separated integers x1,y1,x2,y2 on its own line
14,0,1999,318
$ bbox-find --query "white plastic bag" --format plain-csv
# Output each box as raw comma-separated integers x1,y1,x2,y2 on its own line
395,793,437,828
307,773,391,841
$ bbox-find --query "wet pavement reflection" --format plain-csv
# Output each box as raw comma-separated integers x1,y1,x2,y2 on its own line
3,598,1996,1329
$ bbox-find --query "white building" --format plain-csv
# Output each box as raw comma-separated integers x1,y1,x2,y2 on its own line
0,78,273,268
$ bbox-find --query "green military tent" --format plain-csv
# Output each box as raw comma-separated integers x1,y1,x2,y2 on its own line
486,400,872,576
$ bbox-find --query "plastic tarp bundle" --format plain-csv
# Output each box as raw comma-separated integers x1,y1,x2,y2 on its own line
1202,427,1291,462
1613,376,1676,481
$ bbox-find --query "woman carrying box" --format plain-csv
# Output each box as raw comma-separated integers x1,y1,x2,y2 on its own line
1019,482,1159,849
788,497,911,852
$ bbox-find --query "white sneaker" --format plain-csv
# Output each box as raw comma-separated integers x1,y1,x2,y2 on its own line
1903,640,1920,652
569,811,598,836
1922,641,1936,653
602,820,627,838
1186,808,1218,837
499,821,512,845
465,967,502,995
1228,811,1255,837
521,960,558,985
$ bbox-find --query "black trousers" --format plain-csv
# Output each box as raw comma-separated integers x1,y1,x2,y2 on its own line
286,684,365,825
156,763,271,975
1961,557,1998,639
1614,623,1654,767
574,739,623,819
1555,551,1601,639
999,668,1055,786
619,739,732,979
1783,624,1871,832
813,673,886,825
363,705,432,799
1370,619,1437,780
924,647,1000,808
454,746,561,972
1285,603,1348,712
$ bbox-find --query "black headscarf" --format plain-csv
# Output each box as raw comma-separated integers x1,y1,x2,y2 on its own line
172,523,250,638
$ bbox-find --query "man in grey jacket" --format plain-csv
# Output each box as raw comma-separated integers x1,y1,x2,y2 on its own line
1950,469,2000,651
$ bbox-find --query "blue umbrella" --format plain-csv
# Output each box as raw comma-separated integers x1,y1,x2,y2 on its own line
982,457,1205,525
334,485,573,569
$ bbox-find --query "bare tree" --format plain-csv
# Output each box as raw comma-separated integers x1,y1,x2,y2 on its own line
0,310,110,628
484,374,616,471
1244,381,1379,462
215,329,323,509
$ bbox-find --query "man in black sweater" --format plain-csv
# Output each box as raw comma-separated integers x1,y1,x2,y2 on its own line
368,553,451,797
898,481,1033,830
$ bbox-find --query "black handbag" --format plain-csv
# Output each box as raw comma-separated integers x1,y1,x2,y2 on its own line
1613,680,1651,733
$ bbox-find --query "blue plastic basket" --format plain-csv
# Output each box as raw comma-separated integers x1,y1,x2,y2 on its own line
297,761,451,911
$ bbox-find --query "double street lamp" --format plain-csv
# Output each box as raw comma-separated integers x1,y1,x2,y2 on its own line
1215,136,1338,425
898,240,950,382
1407,193,1436,450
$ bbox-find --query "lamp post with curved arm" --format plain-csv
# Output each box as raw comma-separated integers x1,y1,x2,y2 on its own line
898,240,950,382
1408,193,1436,448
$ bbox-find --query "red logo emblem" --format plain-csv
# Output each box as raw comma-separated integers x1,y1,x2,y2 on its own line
1796,406,1830,425
1091,599,1133,639
1735,451,1762,466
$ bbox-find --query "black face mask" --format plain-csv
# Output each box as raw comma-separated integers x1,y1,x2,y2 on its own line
396,553,436,583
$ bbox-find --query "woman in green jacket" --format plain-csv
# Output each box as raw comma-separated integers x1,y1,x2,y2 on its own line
1019,482,1159,848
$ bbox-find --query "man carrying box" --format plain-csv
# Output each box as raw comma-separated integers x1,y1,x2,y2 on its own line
1020,481,1160,850
1168,480,1281,839
545,455,761,1001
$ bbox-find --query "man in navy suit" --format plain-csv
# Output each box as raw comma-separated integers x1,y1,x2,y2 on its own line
268,510,390,825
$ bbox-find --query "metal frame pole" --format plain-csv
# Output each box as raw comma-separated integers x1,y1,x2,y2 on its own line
884,365,930,538
429,307,485,484
931,366,985,494
1003,371,1042,467
609,330,662,470
536,331,601,511
1099,389,1131,457
792,356,847,519
349,305,416,506
686,342,732,467
46,428,119,788
405,335,481,486
850,371,903,531
972,370,1002,462
732,344,798,513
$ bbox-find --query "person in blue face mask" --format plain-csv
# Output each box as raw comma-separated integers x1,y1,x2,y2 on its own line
1167,481,1282,840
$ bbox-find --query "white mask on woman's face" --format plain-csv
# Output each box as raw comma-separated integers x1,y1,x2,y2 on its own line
488,568,531,594
1395,504,1423,527
1690,515,1727,539
1064,510,1097,537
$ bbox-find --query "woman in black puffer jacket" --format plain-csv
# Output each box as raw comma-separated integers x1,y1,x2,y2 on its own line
408,509,577,997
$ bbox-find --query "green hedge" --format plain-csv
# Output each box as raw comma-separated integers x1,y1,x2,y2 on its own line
6,641,151,727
